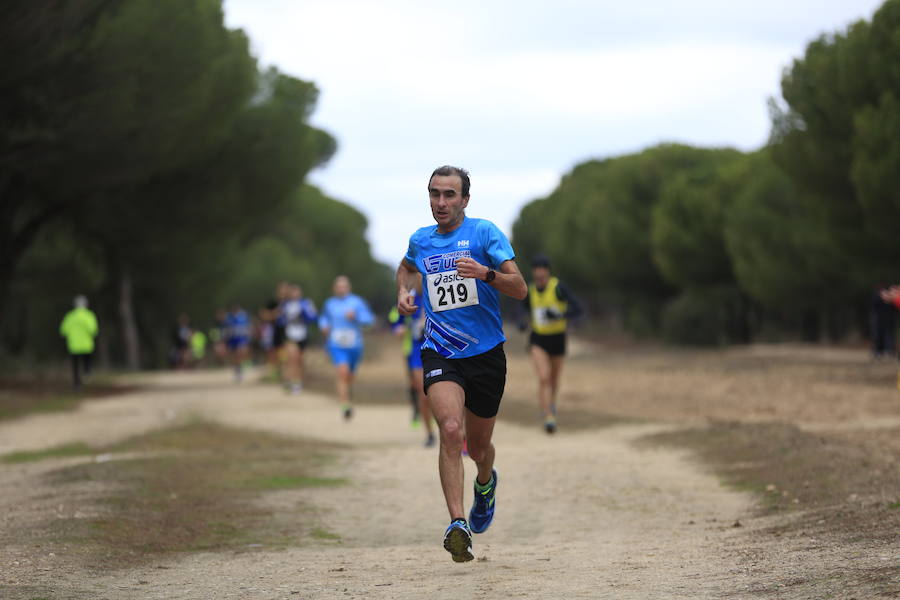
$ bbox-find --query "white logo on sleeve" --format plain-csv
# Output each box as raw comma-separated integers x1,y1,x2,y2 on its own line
426,369,443,378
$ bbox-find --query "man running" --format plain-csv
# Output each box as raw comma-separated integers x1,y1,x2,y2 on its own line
319,275,374,420
210,308,229,365
389,290,436,447
258,300,280,380
396,165,527,563
521,254,582,434
281,284,318,394
59,295,99,390
169,313,192,369
224,303,252,382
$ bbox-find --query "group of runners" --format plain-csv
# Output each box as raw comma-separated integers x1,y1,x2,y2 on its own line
57,163,578,563
204,277,376,420
191,164,580,563
56,163,898,565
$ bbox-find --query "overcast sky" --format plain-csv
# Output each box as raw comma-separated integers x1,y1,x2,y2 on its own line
223,0,883,265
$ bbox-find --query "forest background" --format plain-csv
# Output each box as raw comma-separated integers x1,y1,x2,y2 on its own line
2,0,899,367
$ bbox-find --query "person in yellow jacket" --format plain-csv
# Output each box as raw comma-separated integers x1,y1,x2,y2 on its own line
59,295,99,390
521,255,582,434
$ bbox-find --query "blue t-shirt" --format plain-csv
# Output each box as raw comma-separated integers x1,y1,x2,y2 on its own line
225,309,251,341
404,216,515,358
318,294,374,350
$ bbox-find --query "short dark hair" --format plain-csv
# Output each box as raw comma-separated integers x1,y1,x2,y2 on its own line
531,254,551,268
429,165,470,198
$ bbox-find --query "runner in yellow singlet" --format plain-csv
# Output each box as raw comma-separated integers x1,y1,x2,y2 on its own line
522,254,582,434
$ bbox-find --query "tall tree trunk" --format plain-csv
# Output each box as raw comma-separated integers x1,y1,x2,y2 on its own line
0,265,15,349
118,271,141,369
97,332,110,370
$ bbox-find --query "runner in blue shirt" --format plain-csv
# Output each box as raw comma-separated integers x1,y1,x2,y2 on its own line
319,275,374,420
389,290,435,447
396,165,527,563
224,303,252,382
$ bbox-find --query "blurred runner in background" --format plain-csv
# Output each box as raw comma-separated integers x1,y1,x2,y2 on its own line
281,283,318,394
59,295,99,391
521,254,583,434
389,289,435,447
224,303,252,382
210,308,228,365
169,313,192,369
319,275,374,420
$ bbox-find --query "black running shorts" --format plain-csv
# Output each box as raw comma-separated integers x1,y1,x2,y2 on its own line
529,332,566,357
273,325,287,348
421,343,507,419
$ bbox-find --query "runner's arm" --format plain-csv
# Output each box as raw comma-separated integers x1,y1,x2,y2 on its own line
302,299,317,322
557,281,584,320
356,299,375,327
396,259,419,315
517,293,531,331
456,257,527,300
317,306,331,336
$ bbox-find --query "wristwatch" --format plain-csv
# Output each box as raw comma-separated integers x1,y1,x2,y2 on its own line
484,269,496,283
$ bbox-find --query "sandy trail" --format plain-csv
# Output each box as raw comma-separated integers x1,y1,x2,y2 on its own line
1,368,760,599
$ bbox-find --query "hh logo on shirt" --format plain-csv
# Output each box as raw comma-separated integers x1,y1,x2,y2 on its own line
457,240,469,248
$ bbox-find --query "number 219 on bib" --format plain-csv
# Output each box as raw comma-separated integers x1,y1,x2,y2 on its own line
427,270,479,312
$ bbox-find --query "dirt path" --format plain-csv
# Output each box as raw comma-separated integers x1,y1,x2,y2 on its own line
1,364,773,600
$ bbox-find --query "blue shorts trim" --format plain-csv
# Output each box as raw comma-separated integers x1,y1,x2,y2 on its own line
328,346,363,372
227,337,250,350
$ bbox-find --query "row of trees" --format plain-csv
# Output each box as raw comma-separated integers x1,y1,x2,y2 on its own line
512,0,900,344
1,0,389,366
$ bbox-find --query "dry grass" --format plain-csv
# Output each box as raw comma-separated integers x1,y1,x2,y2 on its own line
0,375,138,421
32,422,346,566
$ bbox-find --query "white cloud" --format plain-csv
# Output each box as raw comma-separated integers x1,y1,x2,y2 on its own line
224,0,885,267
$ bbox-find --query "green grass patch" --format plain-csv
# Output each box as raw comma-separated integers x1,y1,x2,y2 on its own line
310,527,341,540
41,422,347,565
248,475,348,490
1,442,95,464
888,501,900,510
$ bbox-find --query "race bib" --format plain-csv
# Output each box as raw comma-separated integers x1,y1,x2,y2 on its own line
286,323,307,342
331,328,358,348
427,270,479,312
533,307,551,328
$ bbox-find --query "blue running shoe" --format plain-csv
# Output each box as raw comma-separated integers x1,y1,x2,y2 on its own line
443,519,474,562
469,469,497,534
